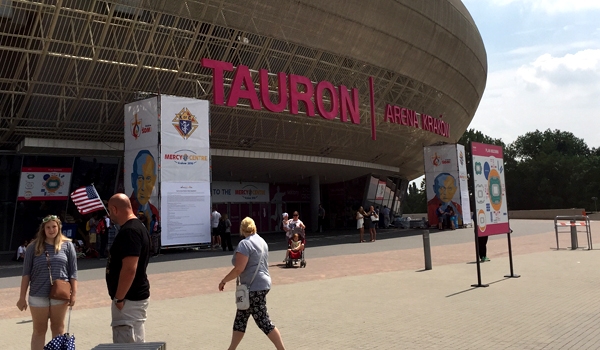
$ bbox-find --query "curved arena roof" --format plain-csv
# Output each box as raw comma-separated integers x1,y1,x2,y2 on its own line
0,0,486,182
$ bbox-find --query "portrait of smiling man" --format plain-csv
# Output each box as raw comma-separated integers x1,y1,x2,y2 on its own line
427,172,463,228
129,149,159,228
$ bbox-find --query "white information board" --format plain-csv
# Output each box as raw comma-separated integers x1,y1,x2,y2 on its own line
161,182,211,246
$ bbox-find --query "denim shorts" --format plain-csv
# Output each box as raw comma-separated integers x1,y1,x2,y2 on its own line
28,295,67,308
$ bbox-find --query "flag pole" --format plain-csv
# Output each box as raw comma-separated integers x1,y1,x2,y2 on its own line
90,183,110,215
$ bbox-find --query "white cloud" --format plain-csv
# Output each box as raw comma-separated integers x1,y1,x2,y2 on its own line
488,0,600,13
468,49,600,148
517,49,600,90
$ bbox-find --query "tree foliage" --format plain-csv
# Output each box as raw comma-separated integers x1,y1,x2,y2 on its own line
505,129,596,210
403,179,427,214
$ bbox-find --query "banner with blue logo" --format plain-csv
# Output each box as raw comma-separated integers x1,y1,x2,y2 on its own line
160,96,211,246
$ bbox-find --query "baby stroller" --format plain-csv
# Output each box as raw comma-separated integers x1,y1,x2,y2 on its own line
285,227,306,268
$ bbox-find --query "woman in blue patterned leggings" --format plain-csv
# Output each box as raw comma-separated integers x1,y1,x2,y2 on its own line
219,217,286,350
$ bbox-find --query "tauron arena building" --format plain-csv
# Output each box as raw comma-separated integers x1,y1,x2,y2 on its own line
0,0,486,250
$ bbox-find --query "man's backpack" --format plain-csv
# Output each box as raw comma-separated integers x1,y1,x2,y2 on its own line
217,219,226,234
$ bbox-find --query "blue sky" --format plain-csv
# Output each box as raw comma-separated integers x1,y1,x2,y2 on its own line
461,0,600,148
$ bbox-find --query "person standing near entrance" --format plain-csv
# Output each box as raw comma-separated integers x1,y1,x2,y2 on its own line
221,214,233,251
106,194,150,343
317,204,325,233
366,206,378,242
211,207,222,250
356,206,367,243
478,236,490,262
381,205,391,228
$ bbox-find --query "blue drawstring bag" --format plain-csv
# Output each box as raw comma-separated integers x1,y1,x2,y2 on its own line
44,307,75,350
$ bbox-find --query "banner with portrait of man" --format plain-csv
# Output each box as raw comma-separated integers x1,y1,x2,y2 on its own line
124,98,160,230
423,144,470,228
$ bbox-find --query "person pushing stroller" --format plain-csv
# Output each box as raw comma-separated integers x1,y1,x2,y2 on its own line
282,211,306,267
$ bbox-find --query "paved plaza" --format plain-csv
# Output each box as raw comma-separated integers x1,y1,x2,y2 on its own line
1,219,599,349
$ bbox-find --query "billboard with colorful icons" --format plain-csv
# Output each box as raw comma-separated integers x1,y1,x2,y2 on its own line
424,144,471,228
471,142,509,236
17,167,72,201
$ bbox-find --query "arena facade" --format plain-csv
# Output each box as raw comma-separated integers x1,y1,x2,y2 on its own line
0,0,486,250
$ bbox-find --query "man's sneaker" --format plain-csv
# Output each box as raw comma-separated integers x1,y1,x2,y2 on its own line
481,256,490,262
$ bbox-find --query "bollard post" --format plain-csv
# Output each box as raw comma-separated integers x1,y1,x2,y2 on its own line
570,220,578,250
422,229,432,270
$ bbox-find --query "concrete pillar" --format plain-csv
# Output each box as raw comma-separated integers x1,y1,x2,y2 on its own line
310,175,320,232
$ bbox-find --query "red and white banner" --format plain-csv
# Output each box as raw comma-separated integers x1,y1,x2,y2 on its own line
18,167,72,201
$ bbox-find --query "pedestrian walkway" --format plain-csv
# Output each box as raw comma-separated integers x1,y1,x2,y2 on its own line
1,220,599,349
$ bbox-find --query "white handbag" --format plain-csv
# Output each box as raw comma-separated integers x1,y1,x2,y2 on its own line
235,242,265,310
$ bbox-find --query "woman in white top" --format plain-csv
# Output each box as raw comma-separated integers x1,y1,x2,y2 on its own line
356,206,368,243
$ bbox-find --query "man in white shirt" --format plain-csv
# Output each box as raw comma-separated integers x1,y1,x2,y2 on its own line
16,241,27,262
211,208,222,250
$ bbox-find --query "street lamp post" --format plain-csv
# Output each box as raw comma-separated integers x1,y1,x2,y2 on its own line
592,197,598,213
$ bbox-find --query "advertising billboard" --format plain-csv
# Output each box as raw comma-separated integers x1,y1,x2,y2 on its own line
124,97,160,230
159,96,211,246
424,144,471,227
17,167,72,201
471,142,509,236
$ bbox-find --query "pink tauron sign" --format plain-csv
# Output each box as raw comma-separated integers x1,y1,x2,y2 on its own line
200,58,450,139
201,58,360,124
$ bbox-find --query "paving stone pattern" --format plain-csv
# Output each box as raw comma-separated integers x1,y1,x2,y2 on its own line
1,220,599,349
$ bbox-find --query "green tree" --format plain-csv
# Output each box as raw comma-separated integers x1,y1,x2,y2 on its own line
403,179,426,214
505,129,591,210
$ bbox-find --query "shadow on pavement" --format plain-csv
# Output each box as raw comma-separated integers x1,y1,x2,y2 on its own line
445,277,510,298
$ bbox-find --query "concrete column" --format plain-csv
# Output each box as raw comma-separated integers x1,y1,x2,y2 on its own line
310,175,320,232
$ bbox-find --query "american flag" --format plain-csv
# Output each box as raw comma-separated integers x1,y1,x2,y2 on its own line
70,185,105,214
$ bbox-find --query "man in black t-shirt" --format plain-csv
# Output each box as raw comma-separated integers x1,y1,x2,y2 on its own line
106,193,150,343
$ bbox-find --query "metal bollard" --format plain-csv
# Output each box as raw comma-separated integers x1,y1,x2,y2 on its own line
570,220,578,250
422,230,432,270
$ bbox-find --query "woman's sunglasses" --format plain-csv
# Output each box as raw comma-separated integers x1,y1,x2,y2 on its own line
42,215,58,223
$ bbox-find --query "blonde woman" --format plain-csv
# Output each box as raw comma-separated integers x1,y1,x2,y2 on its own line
356,206,367,242
218,217,286,350
17,215,78,350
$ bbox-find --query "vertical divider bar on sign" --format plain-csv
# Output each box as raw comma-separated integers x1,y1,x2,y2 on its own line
208,100,212,206
157,95,161,215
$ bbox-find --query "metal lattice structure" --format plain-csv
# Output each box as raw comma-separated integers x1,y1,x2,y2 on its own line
0,0,487,182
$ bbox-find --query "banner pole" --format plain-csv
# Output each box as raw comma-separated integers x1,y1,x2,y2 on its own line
471,223,489,288
504,229,520,278
91,183,110,215
9,156,25,250
469,141,488,288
